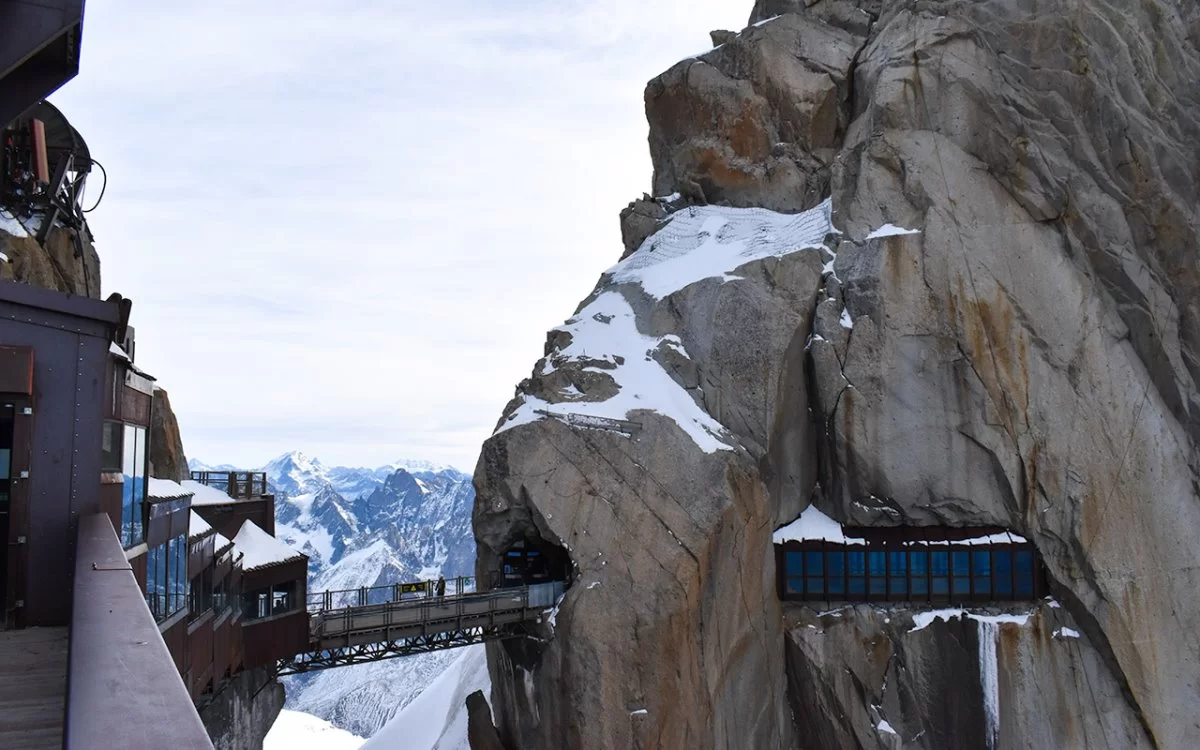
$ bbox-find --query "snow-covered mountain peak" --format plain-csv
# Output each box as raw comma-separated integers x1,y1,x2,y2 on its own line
387,458,459,475
264,450,328,493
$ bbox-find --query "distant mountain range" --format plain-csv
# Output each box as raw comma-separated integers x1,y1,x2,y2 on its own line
188,451,478,737
189,451,475,585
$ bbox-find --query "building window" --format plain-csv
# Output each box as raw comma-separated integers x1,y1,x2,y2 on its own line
190,566,213,619
100,420,122,472
144,532,188,621
242,580,298,621
120,424,148,548
778,541,1044,603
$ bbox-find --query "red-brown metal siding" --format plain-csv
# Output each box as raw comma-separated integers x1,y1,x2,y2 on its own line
242,610,309,668
0,346,33,394
160,614,189,677
0,282,120,626
187,612,215,698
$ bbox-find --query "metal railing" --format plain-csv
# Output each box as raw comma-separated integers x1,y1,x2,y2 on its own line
309,581,565,642
68,514,214,748
189,471,268,499
306,576,479,612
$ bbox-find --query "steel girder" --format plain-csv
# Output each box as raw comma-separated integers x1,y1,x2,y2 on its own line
274,623,523,676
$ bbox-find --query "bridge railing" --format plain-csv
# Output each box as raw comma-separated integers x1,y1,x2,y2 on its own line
308,581,567,639
306,576,479,613
189,471,269,499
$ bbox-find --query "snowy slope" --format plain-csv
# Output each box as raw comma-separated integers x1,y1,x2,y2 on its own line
361,645,490,750
283,650,462,740
264,710,364,750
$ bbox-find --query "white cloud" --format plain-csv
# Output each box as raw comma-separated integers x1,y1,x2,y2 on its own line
54,0,750,470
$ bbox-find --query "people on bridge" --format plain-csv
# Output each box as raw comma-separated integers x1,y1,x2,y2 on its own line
436,576,446,599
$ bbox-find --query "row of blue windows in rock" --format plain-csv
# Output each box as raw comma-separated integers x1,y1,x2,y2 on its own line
777,545,1047,602
145,532,188,621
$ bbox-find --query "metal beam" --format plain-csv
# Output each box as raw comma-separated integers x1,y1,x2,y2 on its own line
275,624,525,676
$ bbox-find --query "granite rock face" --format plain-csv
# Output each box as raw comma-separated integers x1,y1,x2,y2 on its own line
0,221,101,298
475,1,1200,747
150,388,190,482
785,604,1152,749
198,667,285,750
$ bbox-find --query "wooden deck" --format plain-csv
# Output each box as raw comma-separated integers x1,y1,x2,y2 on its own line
0,627,68,749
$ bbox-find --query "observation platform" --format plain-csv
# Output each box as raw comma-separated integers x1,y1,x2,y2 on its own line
0,627,67,749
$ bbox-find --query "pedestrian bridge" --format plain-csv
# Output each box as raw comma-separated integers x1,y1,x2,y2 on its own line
275,579,564,675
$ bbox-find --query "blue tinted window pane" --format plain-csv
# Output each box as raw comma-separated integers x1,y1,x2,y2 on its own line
868,551,887,576
974,576,991,594
870,578,886,595
931,551,949,576
179,536,189,611
953,577,970,595
911,576,929,595
827,552,845,579
786,577,803,595
910,551,928,577
973,551,991,576
121,427,137,546
786,551,804,577
146,545,159,616
1015,551,1035,596
130,427,145,547
828,576,845,595
952,551,971,575
848,578,866,595
806,551,824,576
806,578,824,595
165,537,176,613
932,577,950,595
994,552,1013,596
889,551,907,575
889,578,907,595
848,551,866,577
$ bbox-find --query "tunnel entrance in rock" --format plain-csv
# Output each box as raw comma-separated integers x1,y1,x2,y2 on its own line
774,507,1048,603
498,538,571,588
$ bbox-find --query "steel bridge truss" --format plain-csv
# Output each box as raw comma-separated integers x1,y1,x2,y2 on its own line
275,623,524,676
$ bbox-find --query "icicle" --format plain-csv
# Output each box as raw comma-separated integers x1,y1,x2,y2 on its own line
978,620,999,749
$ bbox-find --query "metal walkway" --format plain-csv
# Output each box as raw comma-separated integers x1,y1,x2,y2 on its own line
276,581,563,675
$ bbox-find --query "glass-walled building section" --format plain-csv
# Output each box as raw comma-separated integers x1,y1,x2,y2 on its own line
779,543,1044,603
145,532,188,621
774,507,1047,604
120,424,148,548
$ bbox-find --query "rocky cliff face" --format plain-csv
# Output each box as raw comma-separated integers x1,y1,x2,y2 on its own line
473,1,1200,748
150,388,190,481
0,218,101,298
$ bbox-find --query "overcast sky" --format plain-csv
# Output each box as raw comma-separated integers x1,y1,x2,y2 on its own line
53,1,748,473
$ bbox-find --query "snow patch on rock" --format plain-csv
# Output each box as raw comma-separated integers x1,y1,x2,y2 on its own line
609,198,833,299
865,223,921,240
496,291,733,453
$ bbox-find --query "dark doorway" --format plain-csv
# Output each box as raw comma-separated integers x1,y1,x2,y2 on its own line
0,402,13,624
500,539,571,588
